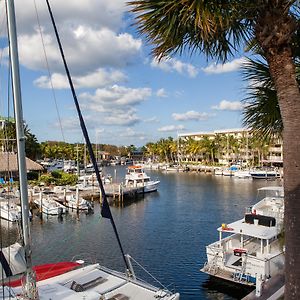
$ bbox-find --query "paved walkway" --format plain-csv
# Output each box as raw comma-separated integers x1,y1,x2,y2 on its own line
242,273,284,300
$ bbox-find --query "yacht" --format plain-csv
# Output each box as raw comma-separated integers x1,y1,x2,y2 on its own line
201,186,284,286
125,165,160,193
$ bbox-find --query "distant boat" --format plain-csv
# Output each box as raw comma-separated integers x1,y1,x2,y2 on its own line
125,165,160,193
250,168,281,179
62,190,93,211
34,194,67,215
234,170,252,179
164,164,185,172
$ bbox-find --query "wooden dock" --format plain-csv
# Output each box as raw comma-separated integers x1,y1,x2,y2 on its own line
64,183,143,203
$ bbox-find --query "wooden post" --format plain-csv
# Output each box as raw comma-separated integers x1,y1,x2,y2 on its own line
39,192,43,219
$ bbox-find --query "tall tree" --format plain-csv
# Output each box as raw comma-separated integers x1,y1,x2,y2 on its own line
129,1,300,297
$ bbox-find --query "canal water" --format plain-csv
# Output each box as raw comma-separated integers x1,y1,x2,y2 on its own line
1,166,282,299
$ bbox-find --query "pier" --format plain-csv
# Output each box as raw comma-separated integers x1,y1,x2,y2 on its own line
242,272,284,300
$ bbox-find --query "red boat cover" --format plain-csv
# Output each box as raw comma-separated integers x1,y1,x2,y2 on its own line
6,261,81,287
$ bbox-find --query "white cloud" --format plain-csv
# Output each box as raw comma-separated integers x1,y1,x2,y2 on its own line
172,110,211,121
80,85,152,108
76,85,152,126
212,100,244,111
144,117,159,123
34,69,126,89
14,0,126,35
158,125,185,132
156,88,167,98
151,57,198,78
120,128,145,139
202,58,246,74
1,0,142,76
18,28,142,74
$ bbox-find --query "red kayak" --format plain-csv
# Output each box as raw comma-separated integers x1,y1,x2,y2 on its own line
6,261,82,287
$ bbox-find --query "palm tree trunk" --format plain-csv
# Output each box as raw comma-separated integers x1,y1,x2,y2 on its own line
267,49,300,299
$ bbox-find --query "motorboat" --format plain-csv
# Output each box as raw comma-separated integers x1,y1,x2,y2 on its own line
34,194,67,215
214,167,223,175
201,186,284,287
250,168,281,179
125,165,160,193
62,192,93,211
234,170,252,179
0,201,21,222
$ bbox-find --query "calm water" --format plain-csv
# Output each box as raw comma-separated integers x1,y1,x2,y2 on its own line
1,166,281,299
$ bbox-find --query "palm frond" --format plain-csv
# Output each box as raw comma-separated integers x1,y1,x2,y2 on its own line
128,0,252,62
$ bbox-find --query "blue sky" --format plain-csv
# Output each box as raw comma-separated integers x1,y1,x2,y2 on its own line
0,0,248,147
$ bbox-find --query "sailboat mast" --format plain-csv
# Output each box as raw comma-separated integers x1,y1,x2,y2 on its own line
6,0,38,298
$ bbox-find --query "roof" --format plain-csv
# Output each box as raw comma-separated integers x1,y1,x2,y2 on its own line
218,218,279,240
0,152,44,172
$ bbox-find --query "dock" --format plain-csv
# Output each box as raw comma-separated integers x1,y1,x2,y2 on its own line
242,273,284,300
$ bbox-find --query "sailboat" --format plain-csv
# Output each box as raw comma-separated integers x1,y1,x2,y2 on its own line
0,1,179,299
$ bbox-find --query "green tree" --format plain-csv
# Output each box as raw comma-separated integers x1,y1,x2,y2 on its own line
129,1,300,296
0,121,40,159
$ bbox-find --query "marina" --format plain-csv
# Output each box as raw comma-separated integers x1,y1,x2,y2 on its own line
0,166,283,299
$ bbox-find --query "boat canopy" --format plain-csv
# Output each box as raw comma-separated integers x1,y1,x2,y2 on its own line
217,218,279,240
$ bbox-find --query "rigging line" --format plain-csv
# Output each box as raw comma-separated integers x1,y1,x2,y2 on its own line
33,0,65,142
45,0,130,272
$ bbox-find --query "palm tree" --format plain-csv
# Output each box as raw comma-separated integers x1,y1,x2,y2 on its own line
129,1,300,296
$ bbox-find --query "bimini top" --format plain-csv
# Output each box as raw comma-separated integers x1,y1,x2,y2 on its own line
218,218,279,240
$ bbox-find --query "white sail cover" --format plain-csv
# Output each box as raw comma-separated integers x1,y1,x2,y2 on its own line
0,242,26,280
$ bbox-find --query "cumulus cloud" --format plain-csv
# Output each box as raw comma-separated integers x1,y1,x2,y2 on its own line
120,128,145,139
172,110,211,121
13,0,126,35
144,117,159,123
18,28,142,74
1,0,142,76
151,57,198,78
202,58,246,74
158,125,185,132
80,85,152,108
212,100,244,111
77,85,152,126
34,69,126,89
156,88,167,98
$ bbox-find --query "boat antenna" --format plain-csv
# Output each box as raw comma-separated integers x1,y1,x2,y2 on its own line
45,0,130,272
5,0,38,298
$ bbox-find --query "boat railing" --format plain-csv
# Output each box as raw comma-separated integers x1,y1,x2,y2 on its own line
124,255,175,295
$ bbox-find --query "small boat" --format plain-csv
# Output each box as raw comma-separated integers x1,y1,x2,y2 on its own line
34,194,67,215
214,167,223,175
63,191,93,211
234,170,252,179
125,165,160,193
250,168,281,179
201,186,284,287
164,164,185,172
0,201,21,222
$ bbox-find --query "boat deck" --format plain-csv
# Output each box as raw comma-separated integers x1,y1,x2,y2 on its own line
9,264,179,300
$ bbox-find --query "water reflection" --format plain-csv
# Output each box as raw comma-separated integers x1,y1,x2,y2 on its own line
0,166,281,300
